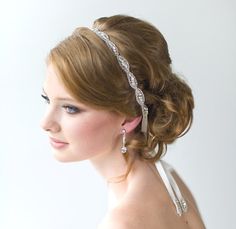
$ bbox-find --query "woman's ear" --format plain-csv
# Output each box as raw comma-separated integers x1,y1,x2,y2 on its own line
122,116,142,133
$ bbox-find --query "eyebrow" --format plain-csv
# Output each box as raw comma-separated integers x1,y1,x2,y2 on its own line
42,88,77,103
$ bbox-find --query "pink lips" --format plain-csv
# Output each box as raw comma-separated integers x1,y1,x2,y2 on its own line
49,137,68,149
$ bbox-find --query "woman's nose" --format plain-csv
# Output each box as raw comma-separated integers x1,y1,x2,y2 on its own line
40,110,61,133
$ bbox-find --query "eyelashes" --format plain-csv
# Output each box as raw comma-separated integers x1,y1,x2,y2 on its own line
41,94,50,104
41,94,80,115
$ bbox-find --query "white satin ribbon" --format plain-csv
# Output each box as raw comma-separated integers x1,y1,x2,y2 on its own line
156,160,188,216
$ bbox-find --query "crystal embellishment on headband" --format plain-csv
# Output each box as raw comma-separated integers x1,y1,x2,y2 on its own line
91,27,148,133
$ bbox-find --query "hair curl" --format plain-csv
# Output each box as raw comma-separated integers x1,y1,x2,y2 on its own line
47,15,194,164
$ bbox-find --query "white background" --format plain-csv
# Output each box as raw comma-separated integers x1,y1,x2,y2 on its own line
0,0,235,228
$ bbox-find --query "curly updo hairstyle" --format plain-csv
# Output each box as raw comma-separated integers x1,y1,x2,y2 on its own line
47,15,194,163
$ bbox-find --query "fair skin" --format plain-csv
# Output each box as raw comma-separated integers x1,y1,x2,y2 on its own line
41,64,205,229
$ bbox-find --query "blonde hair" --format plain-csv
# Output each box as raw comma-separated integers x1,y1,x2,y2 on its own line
47,15,194,164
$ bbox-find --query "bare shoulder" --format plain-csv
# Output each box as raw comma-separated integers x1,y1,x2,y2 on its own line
97,199,173,229
98,162,206,229
98,204,143,229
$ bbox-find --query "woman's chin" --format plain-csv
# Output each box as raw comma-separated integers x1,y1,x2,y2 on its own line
52,150,85,163
52,150,74,162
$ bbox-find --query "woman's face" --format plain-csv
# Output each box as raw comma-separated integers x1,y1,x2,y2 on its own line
41,64,125,162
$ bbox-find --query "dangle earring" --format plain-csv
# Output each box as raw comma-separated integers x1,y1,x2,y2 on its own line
121,129,127,154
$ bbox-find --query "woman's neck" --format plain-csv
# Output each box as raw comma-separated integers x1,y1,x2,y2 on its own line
89,149,137,204
89,150,153,209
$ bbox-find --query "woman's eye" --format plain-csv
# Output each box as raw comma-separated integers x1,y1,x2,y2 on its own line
62,105,80,114
41,94,50,104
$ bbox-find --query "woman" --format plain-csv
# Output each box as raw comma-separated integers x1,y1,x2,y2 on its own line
41,15,206,228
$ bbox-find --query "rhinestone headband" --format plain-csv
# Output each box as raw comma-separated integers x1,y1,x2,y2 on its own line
91,27,148,133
